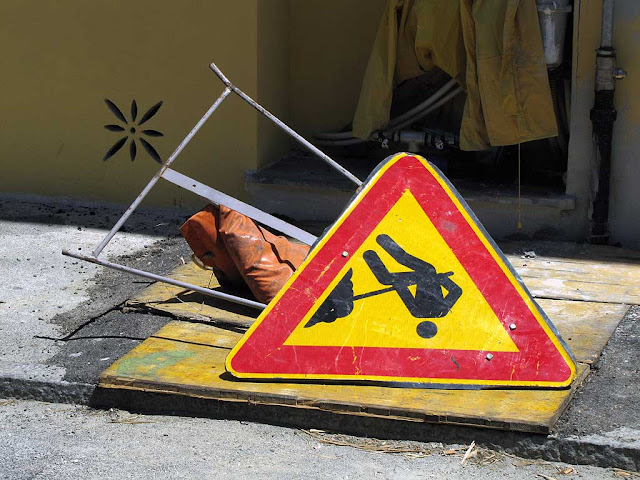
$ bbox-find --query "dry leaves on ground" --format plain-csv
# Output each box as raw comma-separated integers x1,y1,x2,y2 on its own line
613,468,637,478
303,430,433,458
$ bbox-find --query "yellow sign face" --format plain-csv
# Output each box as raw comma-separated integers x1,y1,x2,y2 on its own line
284,190,519,352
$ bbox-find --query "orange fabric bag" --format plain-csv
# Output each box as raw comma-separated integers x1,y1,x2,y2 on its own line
179,205,244,289
180,204,310,303
218,205,310,304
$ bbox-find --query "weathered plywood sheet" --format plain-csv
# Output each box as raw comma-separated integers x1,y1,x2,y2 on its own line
127,263,628,365
500,240,640,262
101,321,589,434
537,299,628,364
145,298,628,367
503,241,640,305
127,263,219,305
508,256,640,305
106,242,635,434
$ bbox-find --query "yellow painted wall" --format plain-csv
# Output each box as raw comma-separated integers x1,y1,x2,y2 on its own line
288,0,388,137
257,0,291,168
0,1,261,207
0,1,389,206
609,1,640,249
8,0,636,247
566,0,640,249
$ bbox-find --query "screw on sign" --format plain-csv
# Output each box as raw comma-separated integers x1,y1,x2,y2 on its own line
306,234,462,341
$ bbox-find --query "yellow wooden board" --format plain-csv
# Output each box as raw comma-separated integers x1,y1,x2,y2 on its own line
141,297,626,366
536,299,629,364
108,240,635,433
503,241,640,305
100,321,589,434
126,252,631,367
124,261,630,370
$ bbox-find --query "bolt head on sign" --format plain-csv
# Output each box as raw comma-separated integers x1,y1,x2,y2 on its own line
226,153,577,389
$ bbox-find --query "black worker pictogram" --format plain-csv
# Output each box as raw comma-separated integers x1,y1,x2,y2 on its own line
305,234,463,339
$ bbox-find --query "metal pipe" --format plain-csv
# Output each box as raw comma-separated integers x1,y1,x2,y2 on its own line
386,87,465,132
388,79,459,127
161,168,317,245
394,129,459,151
601,0,615,48
313,137,368,148
62,249,267,311
209,62,363,188
589,0,623,244
314,78,459,141
92,87,232,257
314,87,464,148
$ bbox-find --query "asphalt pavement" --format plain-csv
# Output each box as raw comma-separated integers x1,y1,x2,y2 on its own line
0,398,621,480
0,194,638,471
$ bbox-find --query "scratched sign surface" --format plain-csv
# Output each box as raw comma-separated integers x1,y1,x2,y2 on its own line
226,154,576,388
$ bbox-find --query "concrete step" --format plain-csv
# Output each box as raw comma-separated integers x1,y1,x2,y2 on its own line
245,151,576,241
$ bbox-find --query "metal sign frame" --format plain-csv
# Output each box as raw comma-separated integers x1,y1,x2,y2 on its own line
63,63,363,311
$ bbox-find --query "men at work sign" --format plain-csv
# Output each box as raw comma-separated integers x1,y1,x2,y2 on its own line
226,153,576,389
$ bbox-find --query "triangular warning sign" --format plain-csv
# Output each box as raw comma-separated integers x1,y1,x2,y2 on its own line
226,154,576,388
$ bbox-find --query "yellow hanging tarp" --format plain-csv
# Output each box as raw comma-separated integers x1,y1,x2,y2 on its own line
352,0,558,151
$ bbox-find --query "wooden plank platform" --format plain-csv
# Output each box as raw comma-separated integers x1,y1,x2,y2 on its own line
100,321,589,434
503,241,640,305
106,241,638,434
535,299,629,365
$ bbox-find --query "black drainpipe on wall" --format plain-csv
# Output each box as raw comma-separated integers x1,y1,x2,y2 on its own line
588,0,626,245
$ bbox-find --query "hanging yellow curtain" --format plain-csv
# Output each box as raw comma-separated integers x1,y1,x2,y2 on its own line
352,0,558,151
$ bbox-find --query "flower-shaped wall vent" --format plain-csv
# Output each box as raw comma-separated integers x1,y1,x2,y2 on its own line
103,99,164,163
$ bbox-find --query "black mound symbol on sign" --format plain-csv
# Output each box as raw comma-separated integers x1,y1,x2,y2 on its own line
305,234,463,339
305,270,355,328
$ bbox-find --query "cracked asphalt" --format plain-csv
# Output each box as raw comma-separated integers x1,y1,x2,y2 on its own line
0,195,191,391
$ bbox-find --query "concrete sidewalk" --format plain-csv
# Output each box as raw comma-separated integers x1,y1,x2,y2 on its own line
0,195,638,471
0,194,191,401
